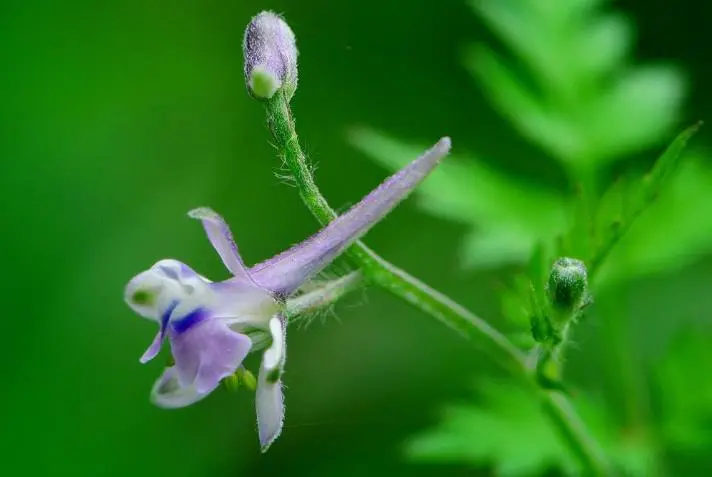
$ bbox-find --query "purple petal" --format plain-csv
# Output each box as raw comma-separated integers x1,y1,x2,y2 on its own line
188,207,255,284
169,316,252,395
243,11,298,100
139,331,164,363
138,300,177,363
250,137,451,295
151,366,205,408
256,363,285,452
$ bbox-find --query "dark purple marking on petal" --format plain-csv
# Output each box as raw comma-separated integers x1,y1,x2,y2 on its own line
161,300,179,329
170,308,209,335
139,300,178,364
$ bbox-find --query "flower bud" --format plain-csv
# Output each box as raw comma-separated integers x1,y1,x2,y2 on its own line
237,368,257,392
223,367,257,392
243,11,298,100
547,257,588,319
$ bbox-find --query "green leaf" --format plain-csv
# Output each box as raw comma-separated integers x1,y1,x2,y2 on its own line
584,66,686,163
349,129,569,268
464,45,586,164
576,13,632,79
406,380,655,476
590,124,708,283
467,0,685,171
600,158,712,283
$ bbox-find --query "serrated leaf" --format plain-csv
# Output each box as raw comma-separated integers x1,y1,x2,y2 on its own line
406,379,655,476
464,46,586,164
589,125,707,283
576,13,633,80
585,66,686,164
638,122,703,203
472,0,609,92
474,0,566,89
468,0,685,172
596,158,712,283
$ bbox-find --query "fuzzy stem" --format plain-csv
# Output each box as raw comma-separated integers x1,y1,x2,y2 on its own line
262,90,613,476
285,271,363,322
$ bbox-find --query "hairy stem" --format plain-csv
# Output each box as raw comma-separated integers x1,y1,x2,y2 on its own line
262,90,613,476
286,271,363,322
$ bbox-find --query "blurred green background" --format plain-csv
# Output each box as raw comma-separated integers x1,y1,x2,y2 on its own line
1,1,710,476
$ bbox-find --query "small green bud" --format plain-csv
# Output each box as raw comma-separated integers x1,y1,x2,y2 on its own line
547,257,588,320
223,373,240,392
223,368,257,392
238,368,257,392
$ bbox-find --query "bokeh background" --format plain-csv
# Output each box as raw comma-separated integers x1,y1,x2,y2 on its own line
1,1,710,476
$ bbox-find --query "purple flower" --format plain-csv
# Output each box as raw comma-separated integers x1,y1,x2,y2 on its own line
125,137,451,451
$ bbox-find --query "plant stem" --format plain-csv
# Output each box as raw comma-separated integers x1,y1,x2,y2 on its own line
265,92,524,372
262,90,613,476
285,271,363,322
540,390,612,476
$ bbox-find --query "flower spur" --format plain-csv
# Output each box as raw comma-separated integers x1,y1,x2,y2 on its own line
124,137,451,451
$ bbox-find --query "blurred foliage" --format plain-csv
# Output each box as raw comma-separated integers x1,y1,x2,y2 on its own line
468,0,683,169
353,0,712,475
407,380,653,477
656,330,712,451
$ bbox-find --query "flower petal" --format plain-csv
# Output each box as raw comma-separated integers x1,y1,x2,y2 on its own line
209,281,279,327
188,207,255,284
262,315,286,376
256,314,287,452
139,331,164,363
125,259,209,322
151,366,206,408
169,316,252,395
250,137,451,295
256,360,285,452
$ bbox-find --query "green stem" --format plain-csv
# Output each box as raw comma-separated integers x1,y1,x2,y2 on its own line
262,90,613,476
540,390,611,476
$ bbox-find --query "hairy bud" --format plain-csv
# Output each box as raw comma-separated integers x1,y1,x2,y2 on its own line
243,11,298,100
547,257,588,322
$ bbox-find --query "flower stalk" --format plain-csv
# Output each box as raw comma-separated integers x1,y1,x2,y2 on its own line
260,87,613,477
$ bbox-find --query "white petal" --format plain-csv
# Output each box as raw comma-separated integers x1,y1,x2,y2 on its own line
256,360,285,452
211,281,279,328
262,316,285,373
150,366,207,408
125,259,213,322
125,268,170,321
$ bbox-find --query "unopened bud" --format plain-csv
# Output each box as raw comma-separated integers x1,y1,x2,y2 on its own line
223,373,240,392
243,11,298,100
223,367,257,392
238,368,257,392
547,257,588,320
